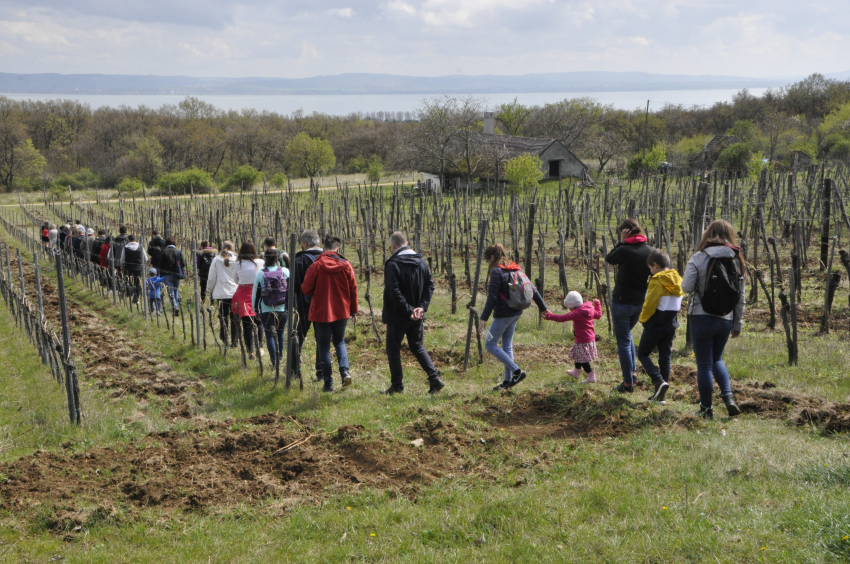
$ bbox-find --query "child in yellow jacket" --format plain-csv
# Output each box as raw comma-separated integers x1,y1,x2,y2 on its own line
634,250,683,403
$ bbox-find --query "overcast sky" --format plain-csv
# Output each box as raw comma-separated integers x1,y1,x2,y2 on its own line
0,0,846,78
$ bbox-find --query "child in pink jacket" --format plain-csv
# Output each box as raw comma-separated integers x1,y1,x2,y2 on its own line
544,291,603,383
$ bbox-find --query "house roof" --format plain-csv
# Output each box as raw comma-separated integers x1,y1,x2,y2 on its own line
689,135,739,168
474,133,586,168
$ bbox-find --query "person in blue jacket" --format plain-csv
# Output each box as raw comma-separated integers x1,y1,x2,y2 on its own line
146,268,164,314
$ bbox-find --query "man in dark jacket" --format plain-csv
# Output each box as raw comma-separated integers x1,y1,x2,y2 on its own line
148,230,166,270
604,219,655,393
121,234,148,304
159,237,186,316
289,229,324,380
110,225,129,274
381,231,445,395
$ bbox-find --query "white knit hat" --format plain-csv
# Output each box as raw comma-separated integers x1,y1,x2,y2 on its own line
564,291,583,309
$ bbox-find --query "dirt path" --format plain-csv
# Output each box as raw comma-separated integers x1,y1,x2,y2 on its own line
11,251,202,418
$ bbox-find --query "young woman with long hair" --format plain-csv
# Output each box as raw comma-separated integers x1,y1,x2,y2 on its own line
232,241,265,359
477,244,549,391
681,220,746,419
206,241,240,346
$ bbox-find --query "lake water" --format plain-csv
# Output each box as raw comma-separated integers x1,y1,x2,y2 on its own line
0,88,769,116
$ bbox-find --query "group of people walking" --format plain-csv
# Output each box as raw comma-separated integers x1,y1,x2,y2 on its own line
42,216,747,416
479,217,746,420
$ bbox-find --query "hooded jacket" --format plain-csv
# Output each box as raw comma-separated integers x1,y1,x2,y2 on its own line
381,246,434,325
546,300,602,344
120,242,148,276
604,235,654,305
206,251,239,300
639,269,684,331
480,263,547,321
292,247,324,319
681,244,746,332
301,251,358,323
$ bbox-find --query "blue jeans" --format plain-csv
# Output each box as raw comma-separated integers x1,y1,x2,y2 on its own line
691,315,734,408
611,302,642,385
314,318,349,385
161,275,181,310
261,311,287,367
485,315,521,381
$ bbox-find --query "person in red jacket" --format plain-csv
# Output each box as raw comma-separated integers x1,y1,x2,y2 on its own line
301,236,358,392
544,291,603,383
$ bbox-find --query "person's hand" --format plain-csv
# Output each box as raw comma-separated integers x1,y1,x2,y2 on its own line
478,319,486,333
731,330,741,339
411,307,425,320
543,311,552,320
621,228,629,241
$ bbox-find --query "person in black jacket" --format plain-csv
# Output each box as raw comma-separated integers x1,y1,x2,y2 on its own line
289,229,324,380
604,218,655,393
478,244,549,391
111,225,129,275
159,237,186,316
380,231,445,395
148,230,166,270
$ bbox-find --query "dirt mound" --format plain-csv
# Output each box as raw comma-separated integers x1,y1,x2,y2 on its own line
665,364,850,432
471,386,699,441
0,414,474,530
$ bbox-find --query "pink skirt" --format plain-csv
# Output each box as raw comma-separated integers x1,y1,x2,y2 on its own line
231,284,256,318
568,341,598,364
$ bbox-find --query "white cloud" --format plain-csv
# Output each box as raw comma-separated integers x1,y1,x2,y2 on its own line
0,0,848,79
330,7,355,18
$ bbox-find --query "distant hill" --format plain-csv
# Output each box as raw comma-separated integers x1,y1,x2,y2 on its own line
0,71,797,95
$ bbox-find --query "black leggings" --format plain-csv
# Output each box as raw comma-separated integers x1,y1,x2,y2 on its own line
575,362,592,373
241,316,264,354
218,299,240,345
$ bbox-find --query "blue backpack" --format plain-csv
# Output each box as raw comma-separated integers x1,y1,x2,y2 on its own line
261,268,288,306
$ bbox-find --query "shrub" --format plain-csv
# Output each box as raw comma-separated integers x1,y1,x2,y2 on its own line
156,168,215,194
504,154,544,192
268,172,288,189
117,176,145,194
716,143,753,171
366,160,384,183
224,165,263,191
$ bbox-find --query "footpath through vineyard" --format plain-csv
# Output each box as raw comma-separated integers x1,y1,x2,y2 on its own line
5,238,203,419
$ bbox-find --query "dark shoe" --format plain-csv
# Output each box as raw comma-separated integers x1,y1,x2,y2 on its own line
381,386,404,395
722,394,741,417
173,308,179,317
507,370,526,388
322,384,334,393
614,383,634,393
315,371,324,382
341,372,352,388
427,378,445,395
493,381,510,391
649,381,670,403
697,405,714,420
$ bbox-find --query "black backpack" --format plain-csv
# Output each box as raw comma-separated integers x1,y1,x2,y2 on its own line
700,251,742,316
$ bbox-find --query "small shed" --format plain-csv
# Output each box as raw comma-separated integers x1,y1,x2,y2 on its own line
791,149,812,169
477,133,590,181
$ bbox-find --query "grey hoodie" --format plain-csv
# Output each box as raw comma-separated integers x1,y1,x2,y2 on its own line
681,245,746,332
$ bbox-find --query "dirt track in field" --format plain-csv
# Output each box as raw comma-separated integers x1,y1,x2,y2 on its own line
12,254,202,418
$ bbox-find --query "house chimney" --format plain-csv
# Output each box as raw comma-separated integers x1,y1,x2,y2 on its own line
483,111,495,135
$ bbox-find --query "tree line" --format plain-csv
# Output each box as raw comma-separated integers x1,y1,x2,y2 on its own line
1,73,849,193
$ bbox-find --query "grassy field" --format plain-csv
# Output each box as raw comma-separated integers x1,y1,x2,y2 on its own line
0,217,849,564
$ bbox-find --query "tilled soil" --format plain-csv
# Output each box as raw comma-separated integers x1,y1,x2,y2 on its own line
0,414,479,531
667,364,850,431
14,256,202,417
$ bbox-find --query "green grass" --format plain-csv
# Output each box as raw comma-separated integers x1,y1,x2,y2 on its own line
2,226,850,561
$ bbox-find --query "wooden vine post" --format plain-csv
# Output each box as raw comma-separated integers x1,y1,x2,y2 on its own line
463,218,488,371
